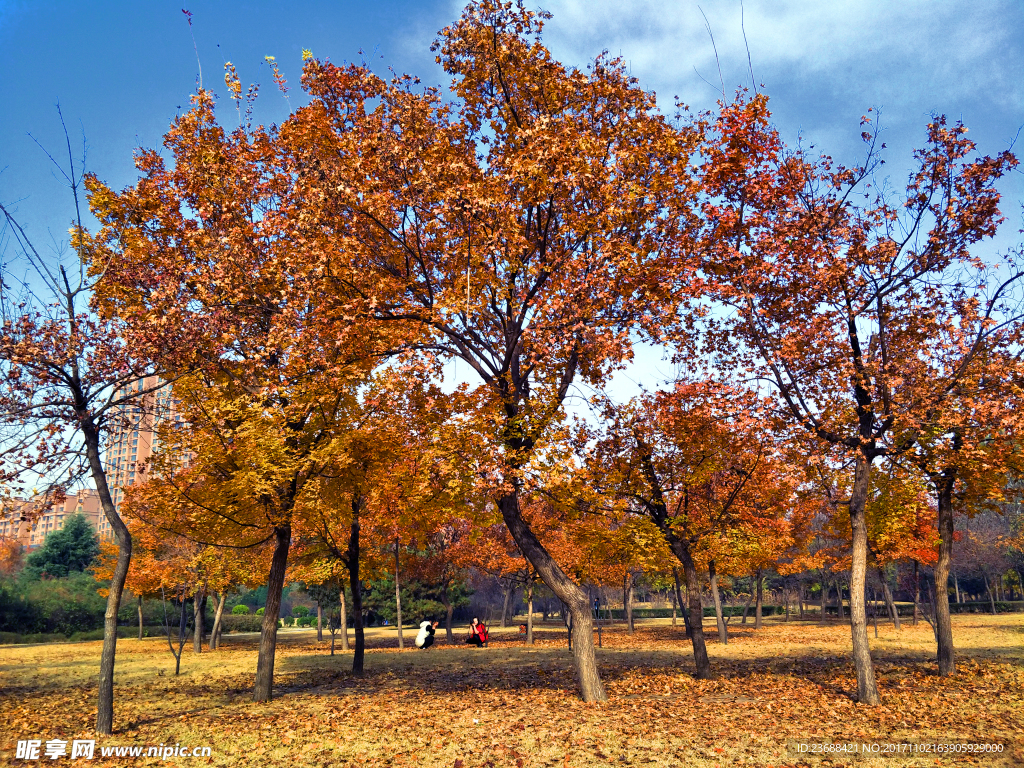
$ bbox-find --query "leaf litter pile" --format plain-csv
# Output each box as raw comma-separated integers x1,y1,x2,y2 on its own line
1,616,1021,767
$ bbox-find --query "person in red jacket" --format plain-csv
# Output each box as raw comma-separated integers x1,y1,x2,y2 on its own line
466,617,488,647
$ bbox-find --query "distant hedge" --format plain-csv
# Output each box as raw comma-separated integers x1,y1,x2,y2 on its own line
220,614,263,633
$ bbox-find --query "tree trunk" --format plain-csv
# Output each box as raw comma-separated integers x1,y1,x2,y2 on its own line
709,559,727,645
784,584,790,622
440,587,454,643
339,588,350,652
253,524,290,702
87,435,131,736
933,475,956,676
754,569,763,629
211,592,226,650
526,578,535,645
623,571,634,635
670,586,677,626
837,578,845,621
317,604,323,642
193,588,204,654
347,512,364,675
848,452,880,705
985,574,997,615
137,596,144,640
394,538,403,650
878,568,900,630
676,541,712,679
954,571,961,605
674,567,691,638
913,560,921,626
799,583,805,620
819,575,828,625
499,491,607,702
500,582,512,629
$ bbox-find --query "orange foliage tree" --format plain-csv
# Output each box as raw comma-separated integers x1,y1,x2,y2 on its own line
689,93,1018,702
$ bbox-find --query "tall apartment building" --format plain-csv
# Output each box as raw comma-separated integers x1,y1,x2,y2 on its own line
104,376,181,522
0,490,104,549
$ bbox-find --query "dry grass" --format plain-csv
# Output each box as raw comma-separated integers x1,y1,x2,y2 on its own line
1,615,1021,767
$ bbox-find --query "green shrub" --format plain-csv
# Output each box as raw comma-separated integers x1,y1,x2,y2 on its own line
255,607,265,616
292,605,310,617
231,604,250,615
298,615,315,627
220,614,263,633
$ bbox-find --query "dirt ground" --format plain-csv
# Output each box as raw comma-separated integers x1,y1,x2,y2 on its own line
1,614,1021,767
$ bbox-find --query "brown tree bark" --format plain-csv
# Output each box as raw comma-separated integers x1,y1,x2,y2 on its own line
500,582,512,629
253,525,290,702
86,434,131,735
500,491,607,701
348,511,365,675
339,587,350,652
316,604,323,642
709,559,728,645
137,596,144,641
677,542,712,679
848,452,880,705
933,472,956,675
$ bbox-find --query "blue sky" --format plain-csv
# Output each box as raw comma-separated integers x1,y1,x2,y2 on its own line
1,0,1022,405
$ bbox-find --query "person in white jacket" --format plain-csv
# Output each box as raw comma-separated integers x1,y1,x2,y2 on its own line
415,620,438,649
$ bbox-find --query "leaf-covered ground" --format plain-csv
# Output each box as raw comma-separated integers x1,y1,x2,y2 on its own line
1,615,1021,767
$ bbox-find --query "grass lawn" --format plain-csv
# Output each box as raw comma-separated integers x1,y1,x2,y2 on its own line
1,615,1021,767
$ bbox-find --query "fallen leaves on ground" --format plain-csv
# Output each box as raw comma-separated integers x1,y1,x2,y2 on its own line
1,616,1021,767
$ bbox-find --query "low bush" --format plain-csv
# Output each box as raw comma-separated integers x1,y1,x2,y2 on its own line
255,607,265,616
220,614,263,633
292,605,310,617
231,605,250,615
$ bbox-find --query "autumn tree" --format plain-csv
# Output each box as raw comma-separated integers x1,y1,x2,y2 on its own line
286,0,691,701
86,73,406,699
0,118,170,733
588,381,804,672
690,94,1017,703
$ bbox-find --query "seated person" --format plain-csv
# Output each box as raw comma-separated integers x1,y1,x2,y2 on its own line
415,620,438,649
466,617,488,647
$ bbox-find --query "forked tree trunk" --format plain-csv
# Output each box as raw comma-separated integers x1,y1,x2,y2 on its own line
211,592,226,650
253,525,290,703
339,588,350,652
877,569,900,630
933,474,956,676
137,596,144,640
499,491,606,702
348,512,365,675
754,569,763,629
848,452,880,705
86,436,131,735
623,571,634,635
709,559,727,645
985,574,997,615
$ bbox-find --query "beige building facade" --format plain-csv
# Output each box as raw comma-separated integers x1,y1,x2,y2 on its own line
0,490,104,549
